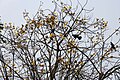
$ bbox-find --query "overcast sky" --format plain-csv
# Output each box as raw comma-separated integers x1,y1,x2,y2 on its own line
0,0,120,28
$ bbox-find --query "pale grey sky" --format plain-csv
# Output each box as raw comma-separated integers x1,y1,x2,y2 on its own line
0,0,120,28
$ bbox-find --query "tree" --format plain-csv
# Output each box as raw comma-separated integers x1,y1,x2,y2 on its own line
0,0,120,80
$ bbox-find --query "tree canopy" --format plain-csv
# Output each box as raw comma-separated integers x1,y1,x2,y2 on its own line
0,0,120,80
